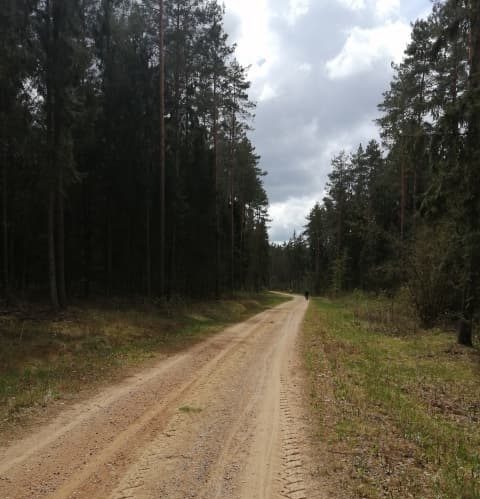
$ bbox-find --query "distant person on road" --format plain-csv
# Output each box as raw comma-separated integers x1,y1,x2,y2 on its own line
304,290,309,300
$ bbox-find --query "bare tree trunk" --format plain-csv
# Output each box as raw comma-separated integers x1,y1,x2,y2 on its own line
48,187,59,309
46,0,59,309
159,0,166,297
229,112,235,296
412,166,417,235
105,195,112,296
57,167,67,306
82,181,91,298
146,196,152,298
400,156,406,241
2,138,8,299
107,217,112,295
169,2,182,297
458,2,480,346
213,77,219,298
210,8,220,299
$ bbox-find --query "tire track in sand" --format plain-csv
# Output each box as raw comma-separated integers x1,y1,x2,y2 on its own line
0,295,326,499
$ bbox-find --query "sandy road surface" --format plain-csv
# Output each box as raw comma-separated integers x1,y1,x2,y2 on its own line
0,295,322,499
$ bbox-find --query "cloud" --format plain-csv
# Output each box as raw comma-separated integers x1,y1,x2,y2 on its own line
269,195,319,243
325,21,411,79
337,0,366,10
287,0,310,25
298,62,312,73
223,0,433,241
375,0,400,19
258,83,279,102
336,0,399,18
223,0,279,80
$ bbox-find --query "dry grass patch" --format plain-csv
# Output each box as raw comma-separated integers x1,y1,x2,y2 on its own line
0,292,290,433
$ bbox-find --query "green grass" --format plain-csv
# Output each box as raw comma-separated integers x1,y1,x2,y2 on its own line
0,292,290,429
303,296,480,499
179,405,203,413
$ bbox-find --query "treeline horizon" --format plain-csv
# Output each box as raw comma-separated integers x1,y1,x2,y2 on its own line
271,0,480,346
1,0,270,306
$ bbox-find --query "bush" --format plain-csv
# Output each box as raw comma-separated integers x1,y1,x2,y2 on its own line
406,222,461,328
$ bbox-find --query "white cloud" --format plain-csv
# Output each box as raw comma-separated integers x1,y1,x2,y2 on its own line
223,0,279,82
321,118,380,161
375,0,400,19
337,0,366,11
287,0,310,25
298,62,312,73
337,0,399,17
258,83,279,102
269,195,320,243
325,21,410,79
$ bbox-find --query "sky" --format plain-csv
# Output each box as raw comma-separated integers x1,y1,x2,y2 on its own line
222,0,433,243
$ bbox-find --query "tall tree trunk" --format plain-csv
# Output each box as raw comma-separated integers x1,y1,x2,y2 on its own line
212,72,220,298
2,137,8,299
170,2,182,297
82,180,91,298
229,112,235,296
400,153,406,241
146,194,152,298
458,2,480,346
57,167,67,306
106,205,112,296
103,0,113,297
159,0,166,297
50,0,66,308
46,0,59,309
412,165,417,235
212,8,220,299
48,186,59,309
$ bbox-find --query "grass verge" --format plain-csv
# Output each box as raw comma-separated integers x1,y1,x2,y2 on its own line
303,296,480,499
0,292,289,432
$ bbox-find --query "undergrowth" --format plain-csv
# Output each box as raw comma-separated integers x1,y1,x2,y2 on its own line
304,295,480,499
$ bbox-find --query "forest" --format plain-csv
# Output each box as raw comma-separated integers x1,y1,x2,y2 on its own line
0,0,270,306
271,0,480,346
1,2,478,496
2,0,480,345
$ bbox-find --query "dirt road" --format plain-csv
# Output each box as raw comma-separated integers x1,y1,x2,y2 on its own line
0,295,322,499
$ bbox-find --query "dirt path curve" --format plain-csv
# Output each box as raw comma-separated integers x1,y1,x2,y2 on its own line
0,295,323,499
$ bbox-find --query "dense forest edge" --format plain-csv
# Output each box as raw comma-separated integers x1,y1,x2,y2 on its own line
0,292,289,432
1,0,270,307
271,1,480,347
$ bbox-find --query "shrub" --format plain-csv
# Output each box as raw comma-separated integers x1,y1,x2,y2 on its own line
406,222,461,328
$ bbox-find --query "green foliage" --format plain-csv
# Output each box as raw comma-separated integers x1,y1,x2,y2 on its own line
270,231,309,292
331,250,348,296
406,222,462,327
271,139,396,296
